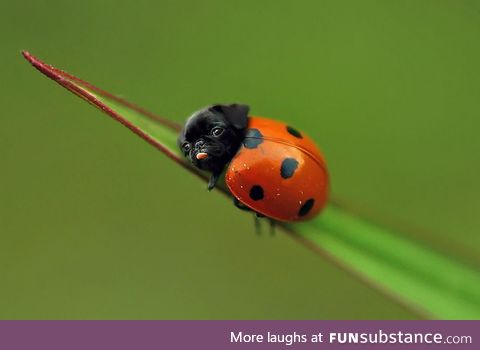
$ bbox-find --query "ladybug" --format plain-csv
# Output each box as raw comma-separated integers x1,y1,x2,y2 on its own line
177,104,328,222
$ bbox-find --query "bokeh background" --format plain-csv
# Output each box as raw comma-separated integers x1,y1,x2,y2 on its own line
1,0,479,319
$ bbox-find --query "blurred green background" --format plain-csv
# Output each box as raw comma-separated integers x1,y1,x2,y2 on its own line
1,0,479,319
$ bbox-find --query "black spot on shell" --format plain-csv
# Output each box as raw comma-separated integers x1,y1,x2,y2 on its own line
298,198,315,217
249,185,264,201
286,125,302,138
280,158,299,179
243,128,263,148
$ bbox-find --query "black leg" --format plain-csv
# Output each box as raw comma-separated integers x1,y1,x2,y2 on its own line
268,219,276,236
254,215,261,235
233,197,252,211
207,172,221,191
233,197,274,236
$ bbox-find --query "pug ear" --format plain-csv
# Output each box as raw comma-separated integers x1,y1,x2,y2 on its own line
210,104,249,131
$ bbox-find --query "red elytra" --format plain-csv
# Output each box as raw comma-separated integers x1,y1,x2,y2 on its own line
225,117,329,222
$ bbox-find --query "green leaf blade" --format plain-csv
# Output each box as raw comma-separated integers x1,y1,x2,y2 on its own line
292,205,480,319
23,52,480,319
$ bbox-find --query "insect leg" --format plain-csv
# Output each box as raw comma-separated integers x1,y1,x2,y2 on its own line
233,197,252,211
207,172,221,191
254,215,261,235
269,219,276,236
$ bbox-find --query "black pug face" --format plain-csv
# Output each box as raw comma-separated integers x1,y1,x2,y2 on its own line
178,104,249,175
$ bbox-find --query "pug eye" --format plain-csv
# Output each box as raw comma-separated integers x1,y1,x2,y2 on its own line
211,127,224,137
182,143,191,153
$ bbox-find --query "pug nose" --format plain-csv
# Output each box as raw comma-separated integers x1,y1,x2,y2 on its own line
195,140,205,148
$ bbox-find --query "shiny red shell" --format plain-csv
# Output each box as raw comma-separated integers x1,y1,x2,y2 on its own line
225,117,329,222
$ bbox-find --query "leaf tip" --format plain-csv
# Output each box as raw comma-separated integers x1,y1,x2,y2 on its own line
22,51,63,84
22,50,36,65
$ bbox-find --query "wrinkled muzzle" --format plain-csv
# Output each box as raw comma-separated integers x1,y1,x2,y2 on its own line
190,140,227,171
